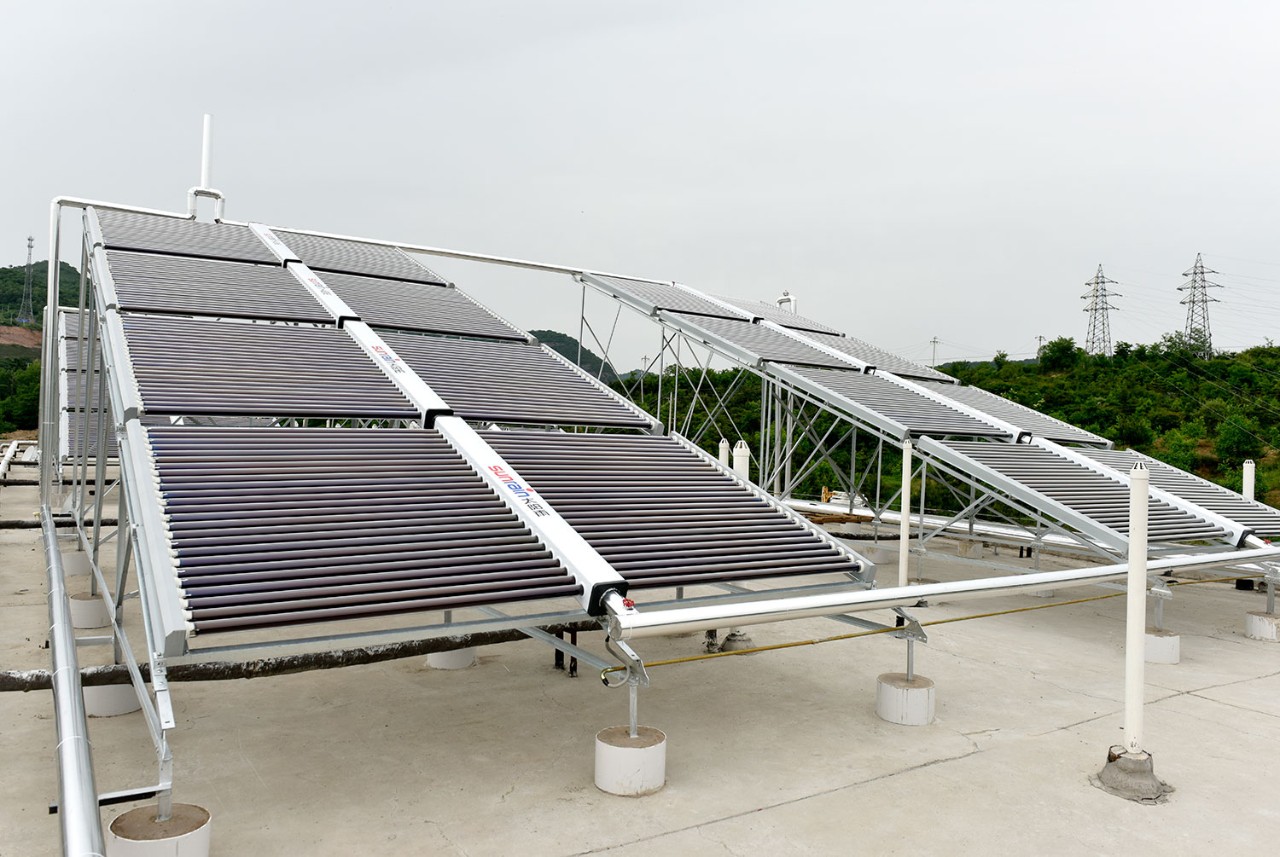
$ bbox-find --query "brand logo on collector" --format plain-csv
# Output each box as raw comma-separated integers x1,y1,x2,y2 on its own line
488,464,549,518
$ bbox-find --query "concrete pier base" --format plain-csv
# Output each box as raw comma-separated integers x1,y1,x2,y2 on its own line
427,647,477,670
69,592,110,629
875,673,935,726
1093,747,1173,803
60,551,91,578
1245,612,1279,642
594,726,666,796
108,804,212,856
1144,630,1181,664
86,683,142,717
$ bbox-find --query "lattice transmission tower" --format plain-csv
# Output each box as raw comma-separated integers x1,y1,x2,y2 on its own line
17,236,35,325
1081,264,1120,356
1178,253,1221,358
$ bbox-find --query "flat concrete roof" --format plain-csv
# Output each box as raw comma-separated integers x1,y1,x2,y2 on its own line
2,472,1278,855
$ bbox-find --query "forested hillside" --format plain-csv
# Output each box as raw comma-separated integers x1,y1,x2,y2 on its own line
0,260,81,327
531,329,618,384
0,259,80,434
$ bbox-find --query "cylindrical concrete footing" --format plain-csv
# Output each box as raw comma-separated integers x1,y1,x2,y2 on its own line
427,647,477,670
60,551,91,578
875,673,935,726
1144,630,1181,664
69,592,111,629
594,726,666,796
108,804,212,856
86,684,142,717
1245,612,1279,642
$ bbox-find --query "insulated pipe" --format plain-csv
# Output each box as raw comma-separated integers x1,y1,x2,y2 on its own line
606,544,1280,640
732,440,750,482
1124,463,1149,755
898,440,913,588
1243,460,1256,502
0,440,18,483
718,438,730,468
43,507,106,856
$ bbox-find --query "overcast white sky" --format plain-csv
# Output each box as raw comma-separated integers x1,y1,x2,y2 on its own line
3,1,1279,367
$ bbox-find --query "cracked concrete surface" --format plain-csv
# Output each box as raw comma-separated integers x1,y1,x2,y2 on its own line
1,484,1277,855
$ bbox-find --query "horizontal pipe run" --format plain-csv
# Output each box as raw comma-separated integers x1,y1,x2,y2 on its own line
609,545,1280,640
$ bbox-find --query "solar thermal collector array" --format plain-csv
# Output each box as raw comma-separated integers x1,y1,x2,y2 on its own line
150,427,582,633
936,440,1229,543
1079,448,1280,537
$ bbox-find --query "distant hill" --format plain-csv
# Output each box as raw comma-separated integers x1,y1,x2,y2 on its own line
530,330,619,384
0,260,82,328
0,325,40,361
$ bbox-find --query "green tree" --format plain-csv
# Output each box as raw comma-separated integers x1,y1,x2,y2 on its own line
1039,337,1080,373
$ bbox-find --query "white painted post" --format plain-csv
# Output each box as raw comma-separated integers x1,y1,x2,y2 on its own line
718,438,730,468
1124,462,1149,755
898,440,913,588
1243,459,1256,501
732,440,750,482
200,114,213,188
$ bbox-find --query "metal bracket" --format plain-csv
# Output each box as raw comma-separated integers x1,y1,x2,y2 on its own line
49,784,162,814
1262,563,1280,586
891,610,928,644
602,636,649,690
186,186,225,221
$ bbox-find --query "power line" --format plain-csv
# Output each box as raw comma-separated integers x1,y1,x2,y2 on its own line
1081,264,1120,356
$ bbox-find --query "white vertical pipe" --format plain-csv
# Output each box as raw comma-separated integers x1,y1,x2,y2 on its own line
200,114,213,189
1243,459,1256,501
732,440,750,482
1124,462,1149,755
898,439,913,588
718,438,730,467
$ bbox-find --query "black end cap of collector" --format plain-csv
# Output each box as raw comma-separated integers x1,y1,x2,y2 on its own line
587,582,630,616
420,408,455,429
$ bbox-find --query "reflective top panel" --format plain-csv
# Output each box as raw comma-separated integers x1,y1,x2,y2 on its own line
790,366,1010,438
804,332,955,383
106,250,333,324
590,275,745,319
714,296,844,335
273,230,447,285
918,381,1107,445
96,209,279,264
677,316,855,368
316,271,526,341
